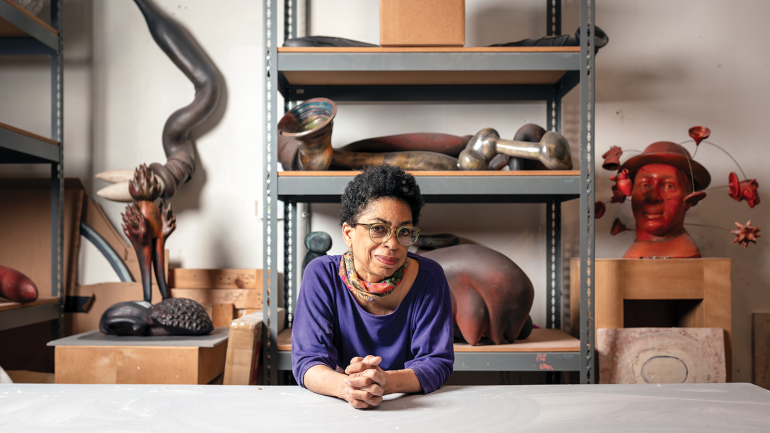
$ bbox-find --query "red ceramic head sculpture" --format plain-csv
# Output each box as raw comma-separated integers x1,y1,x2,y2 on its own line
619,142,711,258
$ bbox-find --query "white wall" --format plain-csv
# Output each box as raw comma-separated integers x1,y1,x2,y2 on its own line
2,0,769,383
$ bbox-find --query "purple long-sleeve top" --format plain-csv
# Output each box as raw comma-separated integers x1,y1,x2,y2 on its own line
291,252,454,394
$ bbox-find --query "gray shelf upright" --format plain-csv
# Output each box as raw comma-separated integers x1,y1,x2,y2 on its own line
0,0,64,334
263,0,596,384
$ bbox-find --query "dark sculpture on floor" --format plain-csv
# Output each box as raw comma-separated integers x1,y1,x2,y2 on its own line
0,265,38,303
277,98,572,172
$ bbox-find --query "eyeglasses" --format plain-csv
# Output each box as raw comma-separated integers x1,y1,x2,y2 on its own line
352,223,420,247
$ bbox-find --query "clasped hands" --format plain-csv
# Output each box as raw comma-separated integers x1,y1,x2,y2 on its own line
338,355,387,409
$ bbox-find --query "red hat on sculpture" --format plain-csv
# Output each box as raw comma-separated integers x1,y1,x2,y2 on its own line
619,141,711,191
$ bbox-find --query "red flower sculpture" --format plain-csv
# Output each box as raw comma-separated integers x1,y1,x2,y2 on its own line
688,126,711,146
611,169,633,197
728,172,760,208
595,201,606,219
610,218,631,236
610,184,626,204
731,220,760,248
602,146,623,171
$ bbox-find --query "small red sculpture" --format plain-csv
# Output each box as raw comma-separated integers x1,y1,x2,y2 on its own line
688,126,711,146
728,172,760,208
0,265,38,303
620,142,710,258
610,218,630,236
602,146,623,171
610,184,626,203
602,127,760,256
610,169,633,197
595,202,606,219
731,220,761,248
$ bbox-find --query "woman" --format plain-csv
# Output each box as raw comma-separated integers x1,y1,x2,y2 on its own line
292,165,454,409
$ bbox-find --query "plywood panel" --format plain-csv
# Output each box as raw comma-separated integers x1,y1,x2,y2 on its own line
169,269,261,289
754,313,770,390
171,289,262,309
212,303,235,327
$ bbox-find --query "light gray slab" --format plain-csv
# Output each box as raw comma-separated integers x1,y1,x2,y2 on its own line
46,328,229,348
1,383,768,432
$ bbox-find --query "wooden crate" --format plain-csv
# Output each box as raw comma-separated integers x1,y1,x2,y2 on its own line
570,258,732,381
49,329,228,385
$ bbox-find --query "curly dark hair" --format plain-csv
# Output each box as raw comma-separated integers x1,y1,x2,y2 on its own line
340,165,424,227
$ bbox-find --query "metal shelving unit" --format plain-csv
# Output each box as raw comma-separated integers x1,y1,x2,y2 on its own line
0,0,64,333
263,0,596,384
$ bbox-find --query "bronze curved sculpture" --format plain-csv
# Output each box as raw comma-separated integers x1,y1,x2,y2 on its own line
278,98,572,172
422,244,535,345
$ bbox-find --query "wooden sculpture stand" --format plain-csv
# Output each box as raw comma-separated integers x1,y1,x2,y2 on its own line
570,258,732,381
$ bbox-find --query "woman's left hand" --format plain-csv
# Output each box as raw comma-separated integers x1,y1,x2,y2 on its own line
345,355,388,402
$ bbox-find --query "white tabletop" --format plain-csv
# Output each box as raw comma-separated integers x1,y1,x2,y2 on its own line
1,383,768,432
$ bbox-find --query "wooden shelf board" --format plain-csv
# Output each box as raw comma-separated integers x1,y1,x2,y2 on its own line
0,0,58,37
454,329,579,352
278,170,579,177
282,70,567,87
278,47,581,54
276,328,578,353
0,122,59,146
0,296,59,312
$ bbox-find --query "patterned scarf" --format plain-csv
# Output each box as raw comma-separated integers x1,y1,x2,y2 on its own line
338,250,407,301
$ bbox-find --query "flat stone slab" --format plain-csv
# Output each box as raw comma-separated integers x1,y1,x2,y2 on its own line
47,328,229,348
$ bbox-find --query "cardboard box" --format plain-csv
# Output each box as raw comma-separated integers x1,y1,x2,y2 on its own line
380,0,465,47
223,308,285,386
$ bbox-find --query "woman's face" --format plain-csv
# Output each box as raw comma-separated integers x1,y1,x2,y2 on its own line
342,197,412,283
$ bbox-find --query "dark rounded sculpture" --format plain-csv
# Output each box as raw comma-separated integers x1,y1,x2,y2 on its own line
302,231,333,276
99,298,213,336
422,244,535,346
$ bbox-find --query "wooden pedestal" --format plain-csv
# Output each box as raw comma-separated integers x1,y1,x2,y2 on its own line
570,258,732,381
48,329,229,384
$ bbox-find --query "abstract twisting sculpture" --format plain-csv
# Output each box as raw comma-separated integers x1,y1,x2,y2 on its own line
99,166,213,336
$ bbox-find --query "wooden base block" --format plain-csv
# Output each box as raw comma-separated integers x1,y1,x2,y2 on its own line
570,258,732,381
54,343,227,385
754,313,770,390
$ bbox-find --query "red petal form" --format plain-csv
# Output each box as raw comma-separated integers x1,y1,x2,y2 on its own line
610,217,630,236
688,126,711,146
728,172,740,200
601,146,623,171
611,169,633,196
739,179,760,208
731,220,761,248
595,201,606,219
